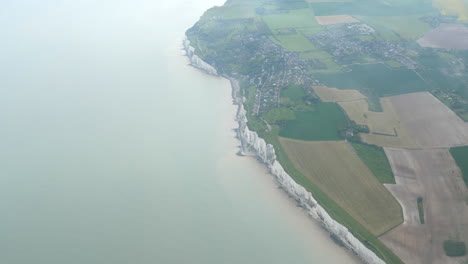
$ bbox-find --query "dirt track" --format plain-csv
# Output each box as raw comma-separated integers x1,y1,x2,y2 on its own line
381,148,468,264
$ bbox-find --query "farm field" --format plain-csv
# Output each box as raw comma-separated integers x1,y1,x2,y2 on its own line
382,148,468,264
312,85,366,102
339,99,397,136
388,92,468,148
261,6,325,54
417,23,468,50
338,98,417,148
279,139,403,235
356,15,431,40
299,49,333,60
312,85,418,148
450,146,468,187
361,133,417,149
273,33,318,52
350,142,395,184
315,15,360,25
310,0,435,16
434,0,468,22
262,8,321,30
310,57,342,73
314,64,428,106
385,60,403,68
279,102,349,141
280,84,306,101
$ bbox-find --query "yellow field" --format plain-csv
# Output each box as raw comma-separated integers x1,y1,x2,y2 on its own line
312,86,416,148
312,85,366,102
434,0,468,22
339,98,417,148
315,15,360,25
279,138,403,235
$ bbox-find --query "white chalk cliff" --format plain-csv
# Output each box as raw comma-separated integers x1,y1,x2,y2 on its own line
183,39,218,76
184,39,386,264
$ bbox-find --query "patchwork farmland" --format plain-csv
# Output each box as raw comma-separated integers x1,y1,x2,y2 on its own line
382,148,468,264
311,87,468,263
187,0,468,262
388,92,468,148
279,138,403,235
312,85,417,148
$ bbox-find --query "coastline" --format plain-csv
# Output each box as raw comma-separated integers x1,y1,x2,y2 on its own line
183,38,385,264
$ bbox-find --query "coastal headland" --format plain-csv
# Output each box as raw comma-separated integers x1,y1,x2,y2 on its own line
185,0,468,263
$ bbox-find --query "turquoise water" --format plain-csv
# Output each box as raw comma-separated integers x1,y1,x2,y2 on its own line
0,1,359,263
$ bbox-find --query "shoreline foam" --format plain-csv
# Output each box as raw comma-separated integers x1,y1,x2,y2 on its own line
183,38,385,264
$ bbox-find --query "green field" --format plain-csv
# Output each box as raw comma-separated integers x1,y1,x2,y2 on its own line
357,15,431,40
443,240,467,257
385,60,403,68
310,0,435,16
262,107,296,124
279,103,349,141
449,146,468,188
281,84,306,101
273,33,318,52
280,139,403,235
279,85,316,112
350,142,396,184
297,26,325,35
311,57,342,73
300,50,333,60
262,8,321,29
262,7,324,53
315,63,428,107
417,197,425,224
259,130,404,264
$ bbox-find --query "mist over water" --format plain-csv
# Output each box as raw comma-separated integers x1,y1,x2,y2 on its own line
0,0,359,263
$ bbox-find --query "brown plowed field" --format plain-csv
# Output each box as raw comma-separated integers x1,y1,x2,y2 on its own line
388,92,468,148
381,148,468,264
418,23,468,50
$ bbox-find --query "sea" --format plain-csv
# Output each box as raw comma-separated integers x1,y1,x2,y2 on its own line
0,0,360,263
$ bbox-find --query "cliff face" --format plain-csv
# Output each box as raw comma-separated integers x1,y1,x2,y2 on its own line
236,104,385,264
183,39,218,76
183,40,385,264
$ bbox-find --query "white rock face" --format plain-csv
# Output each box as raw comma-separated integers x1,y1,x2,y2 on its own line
182,38,386,264
183,39,218,76
236,104,385,264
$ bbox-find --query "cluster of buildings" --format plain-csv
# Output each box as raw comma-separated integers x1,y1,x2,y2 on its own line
308,23,419,69
232,33,316,116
